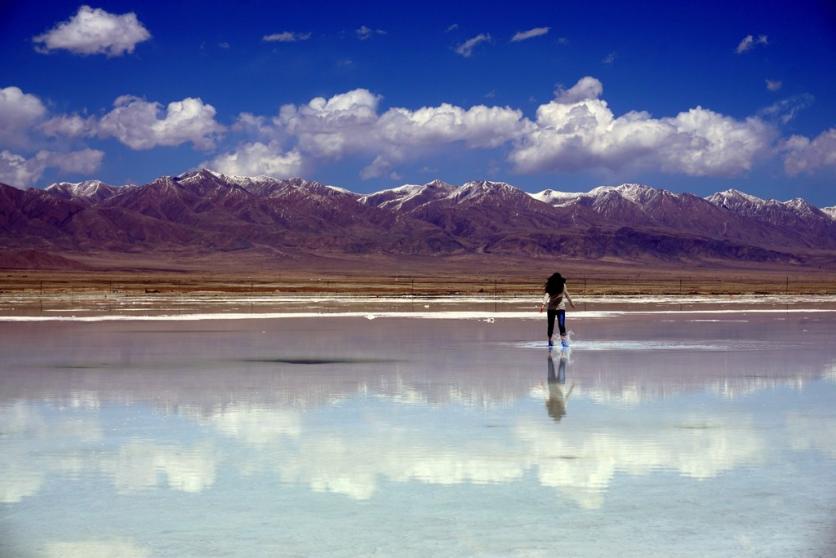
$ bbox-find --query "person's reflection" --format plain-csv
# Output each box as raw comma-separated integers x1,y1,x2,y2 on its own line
546,351,574,422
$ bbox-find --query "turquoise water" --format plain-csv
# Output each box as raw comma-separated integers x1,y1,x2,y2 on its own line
1,313,834,557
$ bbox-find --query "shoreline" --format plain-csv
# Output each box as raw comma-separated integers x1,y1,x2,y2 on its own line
2,269,835,297
2,292,836,321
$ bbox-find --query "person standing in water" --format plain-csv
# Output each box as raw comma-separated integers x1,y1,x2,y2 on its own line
538,272,576,348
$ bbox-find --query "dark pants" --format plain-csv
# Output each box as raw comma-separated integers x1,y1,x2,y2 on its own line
547,309,566,337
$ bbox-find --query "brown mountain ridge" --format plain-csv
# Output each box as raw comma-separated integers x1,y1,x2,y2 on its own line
1,169,835,271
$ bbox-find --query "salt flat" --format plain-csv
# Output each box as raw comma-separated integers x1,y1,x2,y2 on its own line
1,311,834,557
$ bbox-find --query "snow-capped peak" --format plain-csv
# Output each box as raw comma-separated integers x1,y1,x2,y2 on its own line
45,179,118,201
589,183,666,204
707,188,765,206
532,183,667,207
359,180,456,209
177,169,356,196
454,180,523,202
784,197,815,213
706,189,824,218
529,189,585,206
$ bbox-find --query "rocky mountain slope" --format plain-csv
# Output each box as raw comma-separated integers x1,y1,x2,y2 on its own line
2,170,835,269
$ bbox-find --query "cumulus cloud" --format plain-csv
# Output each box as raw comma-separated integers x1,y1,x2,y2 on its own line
98,95,224,150
0,86,48,147
0,148,104,186
203,78,801,181
554,76,603,104
736,34,768,54
39,114,97,138
262,31,311,43
765,80,782,92
455,33,491,57
206,142,304,177
217,88,527,179
355,26,386,40
49,148,105,174
232,112,281,139
511,27,550,42
269,88,527,178
33,5,151,57
509,76,774,176
277,89,382,158
783,128,836,175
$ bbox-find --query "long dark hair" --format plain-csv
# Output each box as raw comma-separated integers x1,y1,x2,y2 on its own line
544,272,566,295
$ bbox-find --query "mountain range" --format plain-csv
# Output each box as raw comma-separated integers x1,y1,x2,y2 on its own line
1,169,835,270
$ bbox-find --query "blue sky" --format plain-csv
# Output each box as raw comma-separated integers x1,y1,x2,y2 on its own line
1,0,834,204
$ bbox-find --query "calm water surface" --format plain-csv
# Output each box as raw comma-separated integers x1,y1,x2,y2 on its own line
1,313,835,557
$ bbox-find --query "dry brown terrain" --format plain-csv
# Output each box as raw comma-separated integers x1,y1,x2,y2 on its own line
2,252,835,296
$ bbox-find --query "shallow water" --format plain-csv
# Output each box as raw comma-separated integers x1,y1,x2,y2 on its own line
1,313,835,557
2,291,836,320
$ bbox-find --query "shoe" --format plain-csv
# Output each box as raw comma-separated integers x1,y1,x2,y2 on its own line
561,339,570,348
548,339,554,347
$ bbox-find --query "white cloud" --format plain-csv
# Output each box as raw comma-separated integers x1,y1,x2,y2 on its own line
446,23,459,32
736,34,768,54
783,128,836,175
33,5,150,57
455,33,491,57
98,95,224,150
374,102,526,150
602,51,617,64
40,114,97,138
511,27,550,42
49,148,105,174
263,88,527,178
0,148,103,186
232,112,281,139
206,142,304,178
0,86,48,147
212,79,794,180
510,76,774,176
765,80,783,92
355,26,386,40
277,89,381,158
554,76,603,104
262,31,311,43
758,93,814,125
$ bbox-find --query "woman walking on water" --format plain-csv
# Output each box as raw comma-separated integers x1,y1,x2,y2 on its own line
539,272,576,348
